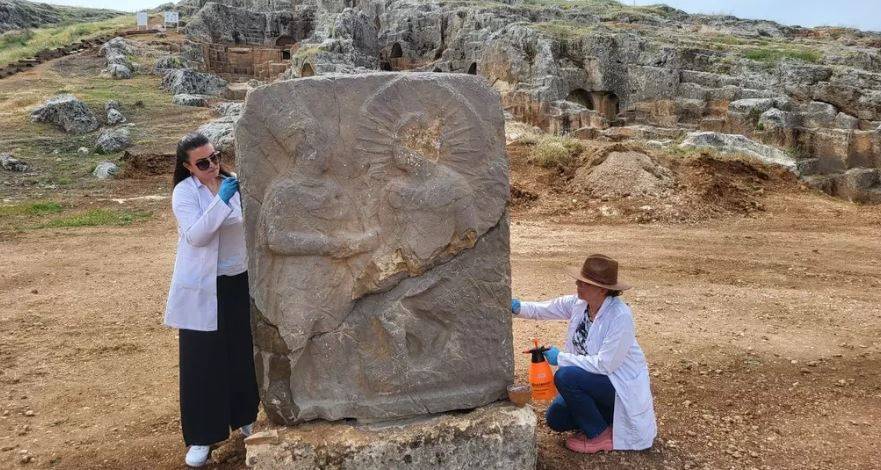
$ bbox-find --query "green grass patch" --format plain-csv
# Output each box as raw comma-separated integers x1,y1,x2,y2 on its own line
0,201,63,217
532,21,598,40
742,47,822,64
37,208,151,228
0,15,134,66
528,135,585,169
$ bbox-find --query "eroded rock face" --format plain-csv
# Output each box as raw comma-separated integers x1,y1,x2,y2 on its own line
237,73,512,424
162,69,228,96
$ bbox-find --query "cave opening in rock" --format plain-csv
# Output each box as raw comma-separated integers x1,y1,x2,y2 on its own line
606,92,620,118
390,42,403,59
300,63,314,77
467,62,477,75
566,88,594,110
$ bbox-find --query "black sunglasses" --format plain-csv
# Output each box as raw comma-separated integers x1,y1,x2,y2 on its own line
193,151,221,171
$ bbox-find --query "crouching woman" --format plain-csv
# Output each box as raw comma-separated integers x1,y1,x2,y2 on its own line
164,132,260,467
512,254,656,453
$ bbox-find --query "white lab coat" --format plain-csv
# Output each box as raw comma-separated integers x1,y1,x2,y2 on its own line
164,176,243,331
518,295,657,450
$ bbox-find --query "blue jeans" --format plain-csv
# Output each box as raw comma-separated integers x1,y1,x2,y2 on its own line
546,366,615,438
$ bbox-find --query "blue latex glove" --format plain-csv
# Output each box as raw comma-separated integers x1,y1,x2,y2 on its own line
219,177,239,205
511,299,521,314
544,346,561,366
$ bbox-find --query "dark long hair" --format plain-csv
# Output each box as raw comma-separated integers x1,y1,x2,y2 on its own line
173,132,232,187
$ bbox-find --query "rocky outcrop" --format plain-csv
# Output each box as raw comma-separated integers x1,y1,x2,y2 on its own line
183,0,881,202
30,94,99,134
183,1,312,45
0,0,120,33
99,37,136,79
173,93,210,107
162,68,227,96
153,55,186,75
1,153,28,172
104,100,125,126
95,126,132,153
679,132,797,171
92,161,119,179
198,116,236,156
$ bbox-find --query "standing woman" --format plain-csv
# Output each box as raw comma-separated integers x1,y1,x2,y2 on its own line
164,132,260,467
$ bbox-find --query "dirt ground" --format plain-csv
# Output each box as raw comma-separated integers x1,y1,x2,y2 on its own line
1,175,880,469
1,34,880,470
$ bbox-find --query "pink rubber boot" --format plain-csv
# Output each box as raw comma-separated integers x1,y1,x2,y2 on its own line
565,427,613,454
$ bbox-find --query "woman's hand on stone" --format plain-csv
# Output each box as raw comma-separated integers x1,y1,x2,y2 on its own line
219,177,239,205
511,298,521,314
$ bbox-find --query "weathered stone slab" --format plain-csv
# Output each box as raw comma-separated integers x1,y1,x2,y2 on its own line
244,403,537,470
236,73,512,424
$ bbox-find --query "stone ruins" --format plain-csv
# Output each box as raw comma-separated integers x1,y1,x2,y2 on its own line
236,72,513,424
176,0,881,201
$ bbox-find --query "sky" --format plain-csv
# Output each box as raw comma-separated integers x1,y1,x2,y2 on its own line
42,0,881,32
631,0,881,32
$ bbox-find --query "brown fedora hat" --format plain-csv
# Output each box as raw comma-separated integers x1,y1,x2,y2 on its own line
565,254,632,291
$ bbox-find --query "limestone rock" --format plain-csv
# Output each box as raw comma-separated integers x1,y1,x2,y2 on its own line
244,403,536,470
106,108,126,125
802,101,838,128
215,101,243,117
173,94,211,107
758,108,795,130
92,161,119,179
679,131,797,171
162,69,227,96
100,37,136,80
184,1,307,45
104,63,132,79
1,154,28,172
728,98,775,115
833,168,881,203
833,112,859,130
95,126,132,154
198,117,237,157
237,73,512,424
30,94,99,134
153,55,186,75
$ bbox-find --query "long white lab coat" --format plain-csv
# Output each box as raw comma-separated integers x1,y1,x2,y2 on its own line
164,176,243,331
518,295,657,450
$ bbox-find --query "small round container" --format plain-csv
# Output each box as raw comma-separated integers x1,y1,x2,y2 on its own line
507,383,532,407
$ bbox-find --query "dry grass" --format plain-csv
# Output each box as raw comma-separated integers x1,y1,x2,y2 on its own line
0,15,133,66
527,135,585,169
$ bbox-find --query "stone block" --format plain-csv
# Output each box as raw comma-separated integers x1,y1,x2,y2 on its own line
236,73,513,425
244,403,537,470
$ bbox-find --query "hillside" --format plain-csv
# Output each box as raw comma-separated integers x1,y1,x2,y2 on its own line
0,0,122,33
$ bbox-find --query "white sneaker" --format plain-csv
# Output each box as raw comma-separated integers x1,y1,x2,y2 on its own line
240,423,254,437
185,445,210,467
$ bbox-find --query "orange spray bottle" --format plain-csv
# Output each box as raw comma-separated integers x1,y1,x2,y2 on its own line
523,339,557,402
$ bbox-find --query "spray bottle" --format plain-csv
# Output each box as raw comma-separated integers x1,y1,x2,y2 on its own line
523,339,557,402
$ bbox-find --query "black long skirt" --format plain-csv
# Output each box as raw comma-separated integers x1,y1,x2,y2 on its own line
179,271,260,446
